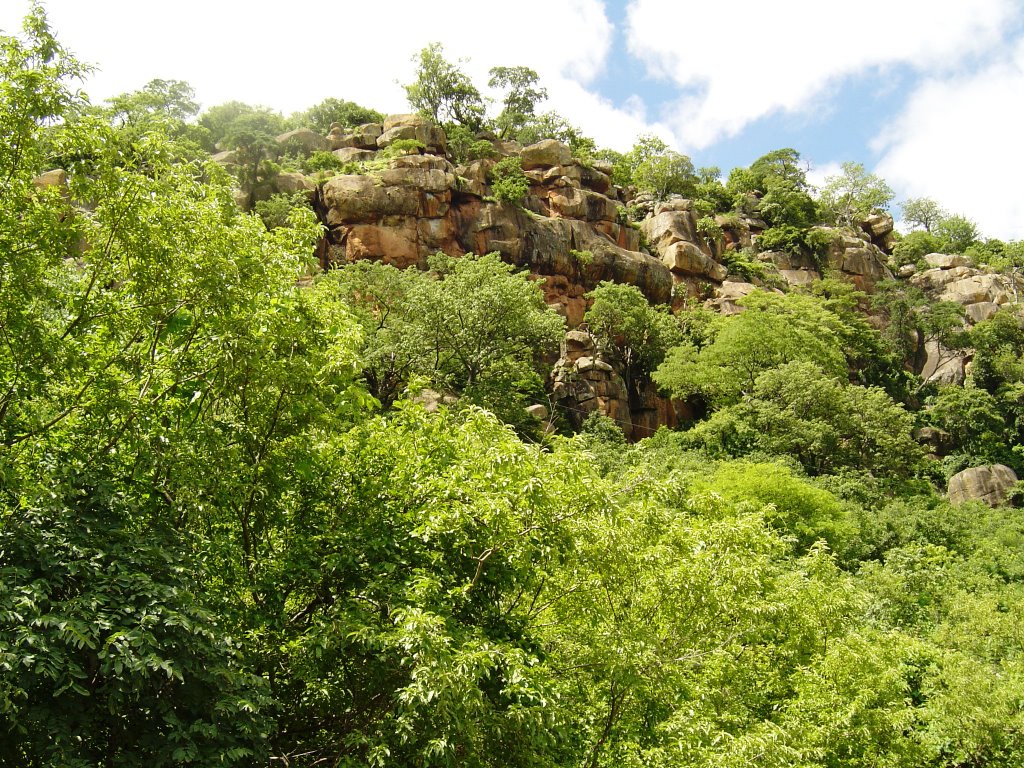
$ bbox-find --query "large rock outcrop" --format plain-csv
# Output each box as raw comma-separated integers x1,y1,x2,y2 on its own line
911,261,1022,315
948,464,1018,507
314,126,671,326
824,229,893,291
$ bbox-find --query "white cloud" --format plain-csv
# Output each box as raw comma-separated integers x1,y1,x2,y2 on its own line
0,0,664,149
625,0,1018,150
874,39,1024,241
805,161,843,194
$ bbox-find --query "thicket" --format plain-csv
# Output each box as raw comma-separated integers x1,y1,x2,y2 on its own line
3,10,1024,768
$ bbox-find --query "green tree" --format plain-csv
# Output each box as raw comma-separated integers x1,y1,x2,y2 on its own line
103,78,199,128
728,148,818,228
892,229,943,266
0,489,272,766
871,280,969,381
515,110,596,159
488,155,530,204
934,214,979,254
197,100,285,152
409,253,564,418
925,384,1011,466
288,96,383,134
1,8,364,762
327,259,425,406
584,282,683,404
689,361,923,479
655,291,849,407
488,65,547,140
819,161,894,227
331,254,563,420
404,42,486,130
263,404,602,766
693,165,734,215
901,196,947,233
220,109,285,206
969,308,1024,393
616,135,697,199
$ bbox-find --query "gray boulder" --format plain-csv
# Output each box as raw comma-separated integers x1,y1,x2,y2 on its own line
948,464,1018,507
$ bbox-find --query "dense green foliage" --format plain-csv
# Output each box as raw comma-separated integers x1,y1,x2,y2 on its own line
487,156,530,204
330,252,563,420
585,282,683,403
5,10,1024,768
288,96,384,135
818,161,894,226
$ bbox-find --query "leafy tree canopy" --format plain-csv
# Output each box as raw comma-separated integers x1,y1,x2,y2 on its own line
654,290,851,407
288,96,383,135
818,161,894,227
488,65,547,140
404,42,486,131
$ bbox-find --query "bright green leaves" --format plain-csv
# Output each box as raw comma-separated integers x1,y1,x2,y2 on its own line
263,405,598,766
404,42,486,131
818,161,894,227
584,281,682,402
487,156,530,204
656,290,849,407
0,489,273,767
330,253,563,422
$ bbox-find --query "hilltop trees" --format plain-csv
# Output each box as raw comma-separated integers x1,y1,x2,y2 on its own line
403,43,597,160
902,197,947,233
404,42,486,130
819,161,894,226
488,65,548,139
288,96,384,134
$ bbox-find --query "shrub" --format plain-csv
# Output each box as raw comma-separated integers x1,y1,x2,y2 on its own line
447,124,498,164
758,225,834,270
302,150,344,174
254,192,309,230
696,215,724,243
489,156,530,204
892,230,942,267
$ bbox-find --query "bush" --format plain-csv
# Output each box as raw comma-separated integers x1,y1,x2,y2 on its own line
254,191,309,230
892,230,942,267
302,150,344,174
447,124,498,164
488,156,530,204
720,248,769,283
758,225,834,270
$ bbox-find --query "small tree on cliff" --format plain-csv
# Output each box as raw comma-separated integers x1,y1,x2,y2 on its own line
584,282,683,405
488,65,547,139
818,161,893,227
404,42,486,130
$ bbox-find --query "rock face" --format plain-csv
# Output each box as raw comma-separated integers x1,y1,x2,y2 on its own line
948,464,1018,507
550,330,631,432
314,122,671,324
275,128,329,154
860,211,896,252
758,249,821,288
911,257,1022,312
640,200,728,293
302,116,976,435
378,114,447,154
824,229,893,291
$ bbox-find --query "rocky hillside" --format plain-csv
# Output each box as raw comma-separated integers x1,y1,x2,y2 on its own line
214,114,1023,441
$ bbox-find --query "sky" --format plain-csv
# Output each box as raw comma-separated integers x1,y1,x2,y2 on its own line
3,0,1023,240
